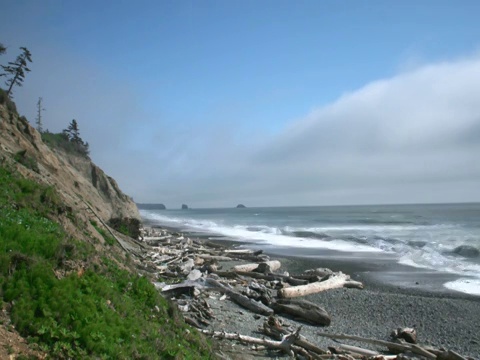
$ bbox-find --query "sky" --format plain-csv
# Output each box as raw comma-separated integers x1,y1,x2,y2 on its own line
1,0,480,208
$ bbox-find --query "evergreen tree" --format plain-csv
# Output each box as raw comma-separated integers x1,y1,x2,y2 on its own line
35,97,45,133
1,47,32,97
63,119,89,157
0,43,6,78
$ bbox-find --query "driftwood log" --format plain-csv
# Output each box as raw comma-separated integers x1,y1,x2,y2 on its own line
271,299,331,326
278,272,363,298
205,278,274,316
201,327,302,357
232,260,281,273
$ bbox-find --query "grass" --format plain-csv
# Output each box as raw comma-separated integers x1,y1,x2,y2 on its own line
0,165,212,359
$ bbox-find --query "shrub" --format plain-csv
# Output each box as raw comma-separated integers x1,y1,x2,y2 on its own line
0,166,211,358
108,217,141,239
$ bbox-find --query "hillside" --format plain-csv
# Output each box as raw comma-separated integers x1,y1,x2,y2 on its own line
0,91,211,359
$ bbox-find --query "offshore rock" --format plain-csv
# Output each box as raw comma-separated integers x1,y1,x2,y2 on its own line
452,245,480,258
182,204,189,210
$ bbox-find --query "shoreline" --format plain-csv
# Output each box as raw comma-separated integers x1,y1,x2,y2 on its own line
142,222,480,358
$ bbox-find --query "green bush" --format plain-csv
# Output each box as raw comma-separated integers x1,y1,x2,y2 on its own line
13,150,39,173
0,166,212,359
108,217,141,239
41,131,89,158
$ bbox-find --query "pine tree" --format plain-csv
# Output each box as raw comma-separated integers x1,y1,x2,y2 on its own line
1,47,32,97
0,43,6,78
35,97,45,133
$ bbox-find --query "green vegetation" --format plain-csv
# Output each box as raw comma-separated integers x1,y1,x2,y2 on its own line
0,87,17,113
13,150,39,173
41,130,90,158
108,217,141,240
1,46,32,98
90,220,115,246
0,165,211,359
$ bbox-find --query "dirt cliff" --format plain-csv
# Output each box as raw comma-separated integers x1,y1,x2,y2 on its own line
0,98,139,223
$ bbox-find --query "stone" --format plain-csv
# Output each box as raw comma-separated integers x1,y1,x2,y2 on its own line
452,245,480,258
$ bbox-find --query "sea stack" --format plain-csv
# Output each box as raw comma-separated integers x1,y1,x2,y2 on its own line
236,204,246,208
181,204,189,210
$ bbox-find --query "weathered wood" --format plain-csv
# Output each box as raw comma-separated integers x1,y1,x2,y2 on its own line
278,272,363,298
262,316,328,355
196,254,232,261
235,271,309,286
271,299,331,326
232,260,281,273
317,332,437,359
201,327,302,357
205,278,274,316
335,343,379,356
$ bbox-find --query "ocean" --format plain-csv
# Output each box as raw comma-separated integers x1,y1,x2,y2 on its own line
139,203,480,296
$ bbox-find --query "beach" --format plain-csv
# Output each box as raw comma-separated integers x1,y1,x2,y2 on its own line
143,222,480,359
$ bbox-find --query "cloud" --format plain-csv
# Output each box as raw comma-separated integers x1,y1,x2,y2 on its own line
156,56,480,207
9,44,480,207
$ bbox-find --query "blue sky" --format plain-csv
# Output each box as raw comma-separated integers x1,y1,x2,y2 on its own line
1,1,480,207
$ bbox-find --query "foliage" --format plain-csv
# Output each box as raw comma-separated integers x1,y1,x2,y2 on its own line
108,217,141,239
1,47,32,97
13,150,39,173
35,97,45,133
0,87,17,113
41,130,89,158
0,166,212,359
90,220,115,246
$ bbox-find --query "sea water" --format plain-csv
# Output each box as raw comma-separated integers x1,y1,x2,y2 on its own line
140,203,480,295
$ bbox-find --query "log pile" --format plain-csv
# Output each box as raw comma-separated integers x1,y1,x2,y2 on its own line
136,227,474,360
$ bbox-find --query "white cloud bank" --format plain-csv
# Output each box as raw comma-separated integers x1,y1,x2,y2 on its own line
11,51,480,208
148,56,480,207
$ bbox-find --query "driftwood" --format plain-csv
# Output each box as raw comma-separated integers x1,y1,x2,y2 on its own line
317,332,437,359
271,299,331,326
205,278,274,316
278,272,363,298
232,260,281,273
261,316,328,355
201,327,302,357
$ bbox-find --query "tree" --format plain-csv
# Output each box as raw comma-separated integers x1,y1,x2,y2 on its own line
35,97,45,133
63,119,89,156
64,119,81,143
1,47,32,97
0,43,6,78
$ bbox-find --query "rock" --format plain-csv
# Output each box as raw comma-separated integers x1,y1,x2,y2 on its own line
236,204,246,208
452,245,479,258
137,203,166,210
181,204,189,210
391,327,417,344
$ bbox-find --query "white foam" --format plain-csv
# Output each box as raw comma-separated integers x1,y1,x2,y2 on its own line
444,278,480,296
140,210,382,253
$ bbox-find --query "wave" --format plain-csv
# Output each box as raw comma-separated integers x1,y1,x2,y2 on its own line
140,210,382,253
140,210,480,282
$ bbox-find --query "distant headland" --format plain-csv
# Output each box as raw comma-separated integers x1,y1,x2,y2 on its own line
137,203,167,210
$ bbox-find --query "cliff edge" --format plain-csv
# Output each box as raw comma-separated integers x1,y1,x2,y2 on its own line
0,98,139,223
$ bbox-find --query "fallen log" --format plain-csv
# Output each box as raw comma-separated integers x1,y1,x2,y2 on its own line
201,327,302,357
235,271,309,286
317,332,437,359
262,316,328,355
205,278,274,316
278,272,363,298
232,260,281,273
196,254,232,261
271,299,331,326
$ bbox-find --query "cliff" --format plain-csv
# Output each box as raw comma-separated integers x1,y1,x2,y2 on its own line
0,93,211,358
0,98,139,223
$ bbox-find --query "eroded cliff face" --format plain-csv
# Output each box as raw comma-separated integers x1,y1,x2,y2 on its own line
0,101,139,223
